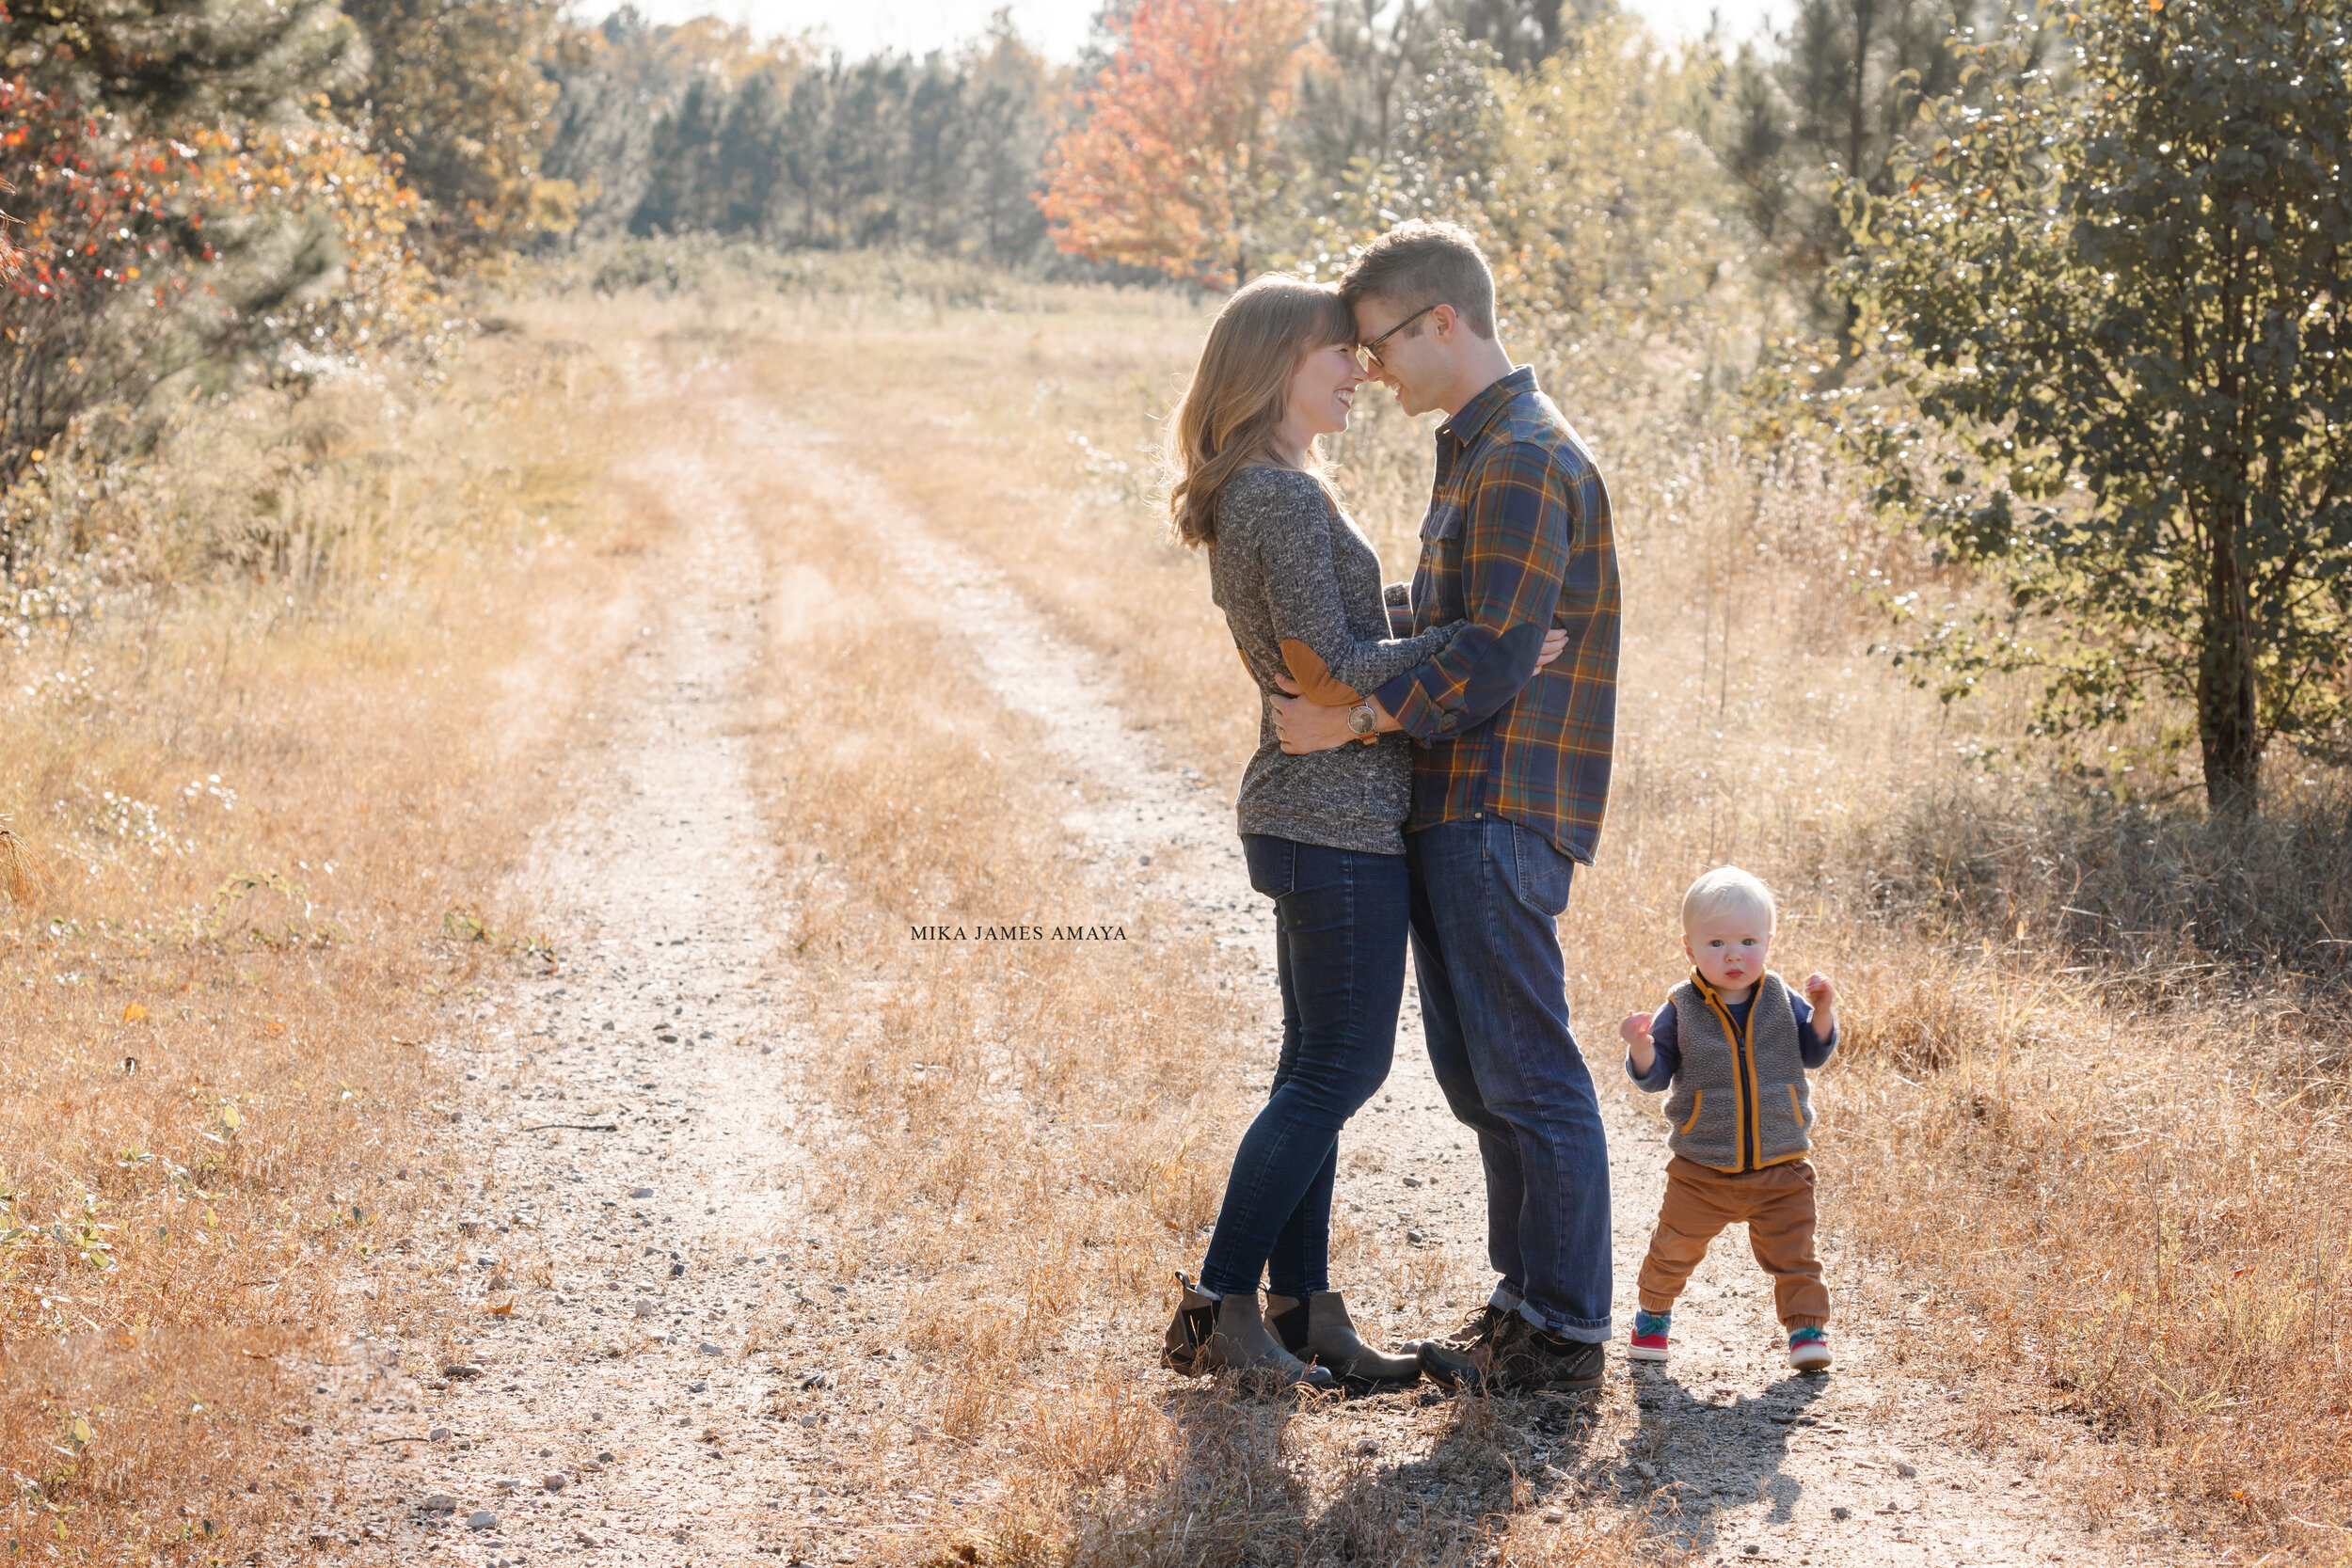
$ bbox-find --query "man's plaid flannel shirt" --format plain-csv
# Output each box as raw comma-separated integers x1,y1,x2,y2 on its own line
1371,366,1621,863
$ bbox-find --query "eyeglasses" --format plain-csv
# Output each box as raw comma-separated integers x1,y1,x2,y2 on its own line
1358,303,1442,369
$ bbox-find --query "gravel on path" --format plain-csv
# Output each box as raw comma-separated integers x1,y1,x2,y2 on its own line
310,393,2203,1568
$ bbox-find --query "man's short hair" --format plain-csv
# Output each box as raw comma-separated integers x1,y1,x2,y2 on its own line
1337,220,1498,341
1681,866,1776,934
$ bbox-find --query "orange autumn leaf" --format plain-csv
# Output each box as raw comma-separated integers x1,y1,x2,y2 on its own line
1038,0,1316,288
121,1003,147,1022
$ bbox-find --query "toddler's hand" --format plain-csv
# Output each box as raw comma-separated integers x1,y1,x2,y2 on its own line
1804,974,1836,1012
1618,1011,1654,1047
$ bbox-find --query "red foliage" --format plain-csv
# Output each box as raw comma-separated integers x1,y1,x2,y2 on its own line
1037,0,1315,288
0,77,189,308
0,75,202,490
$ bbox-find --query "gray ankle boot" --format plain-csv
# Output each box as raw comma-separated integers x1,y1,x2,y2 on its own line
1162,1275,1336,1393
1265,1290,1422,1392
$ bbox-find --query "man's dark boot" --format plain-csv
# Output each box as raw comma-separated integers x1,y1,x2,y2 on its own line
1264,1291,1422,1393
1423,1311,1604,1394
1162,1275,1337,1394
1417,1303,1505,1390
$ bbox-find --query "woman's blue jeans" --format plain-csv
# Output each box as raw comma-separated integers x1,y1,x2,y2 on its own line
1198,835,1408,1299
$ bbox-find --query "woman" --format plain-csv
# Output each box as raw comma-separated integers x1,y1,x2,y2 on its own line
1158,275,1565,1392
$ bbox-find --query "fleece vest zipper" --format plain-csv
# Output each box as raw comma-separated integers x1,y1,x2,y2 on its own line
1659,971,1814,1172
1698,984,1762,1173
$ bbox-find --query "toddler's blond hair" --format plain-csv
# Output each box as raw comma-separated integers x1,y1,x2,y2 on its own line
1681,866,1775,934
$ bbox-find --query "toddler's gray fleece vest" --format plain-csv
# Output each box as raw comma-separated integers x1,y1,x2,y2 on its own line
1661,971,1816,1172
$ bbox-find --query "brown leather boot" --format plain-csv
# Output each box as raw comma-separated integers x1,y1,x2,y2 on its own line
1265,1290,1422,1392
1161,1275,1336,1393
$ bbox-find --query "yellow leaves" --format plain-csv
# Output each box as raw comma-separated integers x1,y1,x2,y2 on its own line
486,1298,515,1316
63,1414,93,1451
262,1019,287,1037
120,1003,147,1022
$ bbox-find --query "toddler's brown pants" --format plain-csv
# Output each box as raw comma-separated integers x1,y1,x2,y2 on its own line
1636,1155,1830,1328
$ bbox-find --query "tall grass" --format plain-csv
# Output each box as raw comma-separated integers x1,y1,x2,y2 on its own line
9,245,2346,1560
682,287,1667,1567
696,258,2352,1558
0,326,651,1559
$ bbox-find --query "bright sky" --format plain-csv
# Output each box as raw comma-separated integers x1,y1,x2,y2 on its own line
605,0,1787,66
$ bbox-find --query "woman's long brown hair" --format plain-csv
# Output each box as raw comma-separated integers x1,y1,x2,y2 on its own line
1167,274,1355,549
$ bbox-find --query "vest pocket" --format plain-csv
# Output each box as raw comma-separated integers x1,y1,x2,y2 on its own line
1677,1089,1704,1134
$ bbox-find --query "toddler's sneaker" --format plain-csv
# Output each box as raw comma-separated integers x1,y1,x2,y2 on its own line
1629,1308,1672,1363
1788,1325,1832,1371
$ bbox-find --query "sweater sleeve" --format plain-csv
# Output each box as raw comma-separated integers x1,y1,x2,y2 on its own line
1226,467,1459,703
1383,580,1414,637
1790,993,1838,1069
1626,998,1680,1093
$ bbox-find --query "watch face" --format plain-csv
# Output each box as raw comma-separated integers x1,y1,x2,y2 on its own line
1348,706,1375,735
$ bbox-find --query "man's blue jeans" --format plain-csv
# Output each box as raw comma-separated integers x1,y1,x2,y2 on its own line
1199,835,1407,1300
1406,817,1613,1341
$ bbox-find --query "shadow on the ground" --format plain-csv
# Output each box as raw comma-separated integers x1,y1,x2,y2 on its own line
1623,1367,1834,1558
1084,1376,1617,1565
1073,1363,1832,1564
1300,1384,1613,1561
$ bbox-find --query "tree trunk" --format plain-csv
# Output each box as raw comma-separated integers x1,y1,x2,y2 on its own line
1847,0,1875,182
1835,0,1878,364
2198,500,2262,815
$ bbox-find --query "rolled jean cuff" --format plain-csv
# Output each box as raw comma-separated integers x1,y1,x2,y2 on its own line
1487,1283,1525,1314
1513,1300,1612,1343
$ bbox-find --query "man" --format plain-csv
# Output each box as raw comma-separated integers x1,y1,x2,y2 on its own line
1270,220,1620,1391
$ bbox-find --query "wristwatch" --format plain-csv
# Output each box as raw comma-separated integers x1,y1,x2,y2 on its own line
1346,701,1378,736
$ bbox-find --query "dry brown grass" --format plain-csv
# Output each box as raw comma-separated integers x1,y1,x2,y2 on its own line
17,248,2341,1560
0,327,652,1559
675,264,2352,1560
572,300,1661,1566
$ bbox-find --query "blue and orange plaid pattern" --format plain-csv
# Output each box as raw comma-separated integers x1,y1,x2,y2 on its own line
1371,366,1621,863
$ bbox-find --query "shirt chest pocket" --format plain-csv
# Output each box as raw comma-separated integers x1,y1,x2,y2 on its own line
1419,498,1465,542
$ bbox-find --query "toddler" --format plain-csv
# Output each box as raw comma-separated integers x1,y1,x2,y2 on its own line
1619,866,1838,1371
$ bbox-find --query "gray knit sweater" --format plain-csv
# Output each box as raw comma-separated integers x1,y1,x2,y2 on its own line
1206,465,1459,856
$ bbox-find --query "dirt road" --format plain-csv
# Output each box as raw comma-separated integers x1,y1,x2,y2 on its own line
309,373,2201,1567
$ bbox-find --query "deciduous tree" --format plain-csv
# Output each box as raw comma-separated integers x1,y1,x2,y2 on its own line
1038,0,1317,287
336,0,574,254
1841,0,2352,813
